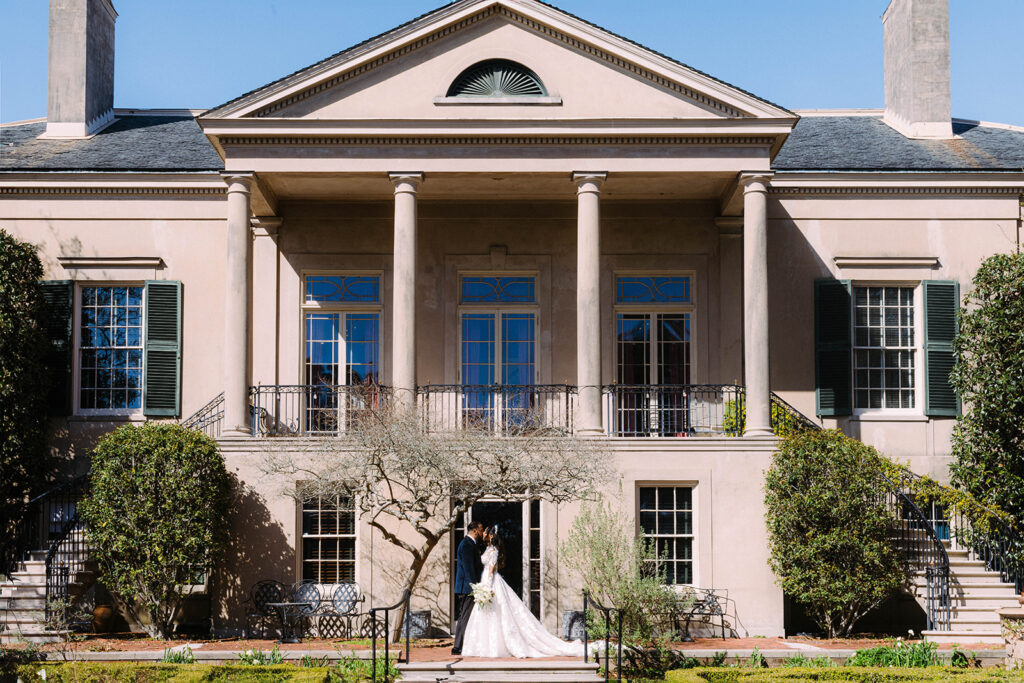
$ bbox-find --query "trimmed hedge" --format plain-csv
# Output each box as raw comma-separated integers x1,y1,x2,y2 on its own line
665,668,1024,682
10,663,341,682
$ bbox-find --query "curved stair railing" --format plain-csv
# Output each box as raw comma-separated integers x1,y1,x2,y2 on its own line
879,469,952,631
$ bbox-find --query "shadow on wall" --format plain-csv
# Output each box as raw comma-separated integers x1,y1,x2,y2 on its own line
767,205,836,396
210,475,292,635
783,591,927,637
377,544,453,637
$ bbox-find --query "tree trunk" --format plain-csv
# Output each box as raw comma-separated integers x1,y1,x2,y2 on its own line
389,536,441,643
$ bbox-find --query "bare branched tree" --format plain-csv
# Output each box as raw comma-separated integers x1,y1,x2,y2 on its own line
260,401,613,640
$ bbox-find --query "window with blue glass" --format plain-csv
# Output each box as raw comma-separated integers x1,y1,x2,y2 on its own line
460,276,535,304
613,275,693,437
616,276,690,305
305,275,380,304
459,275,537,427
79,285,144,411
303,274,381,432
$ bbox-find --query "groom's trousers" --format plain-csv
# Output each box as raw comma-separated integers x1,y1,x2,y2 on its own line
452,593,475,653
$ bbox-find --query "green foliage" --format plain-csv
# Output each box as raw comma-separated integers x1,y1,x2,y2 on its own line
79,423,231,639
237,646,285,665
764,430,909,638
330,656,398,683
299,653,330,668
950,253,1024,521
0,229,50,577
782,653,835,668
14,662,343,682
161,646,196,664
846,639,940,668
663,668,1024,682
723,399,811,438
560,496,690,645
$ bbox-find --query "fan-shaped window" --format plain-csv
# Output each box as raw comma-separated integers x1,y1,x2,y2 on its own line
447,59,547,98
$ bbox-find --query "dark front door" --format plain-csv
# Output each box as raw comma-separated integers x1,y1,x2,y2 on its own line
470,501,524,598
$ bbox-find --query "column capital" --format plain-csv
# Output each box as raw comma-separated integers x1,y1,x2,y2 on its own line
251,216,282,237
221,171,255,189
572,171,607,193
389,172,424,194
739,171,774,193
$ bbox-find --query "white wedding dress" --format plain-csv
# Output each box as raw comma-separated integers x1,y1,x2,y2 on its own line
462,546,586,658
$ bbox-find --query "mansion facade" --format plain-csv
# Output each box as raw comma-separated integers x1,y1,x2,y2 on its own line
3,0,1024,641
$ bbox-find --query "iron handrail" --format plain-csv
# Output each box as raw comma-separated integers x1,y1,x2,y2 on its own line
879,470,951,631
369,589,411,683
180,392,225,438
249,383,391,437
582,589,623,683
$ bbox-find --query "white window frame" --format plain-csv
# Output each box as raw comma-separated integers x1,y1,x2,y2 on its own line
850,281,925,417
298,492,360,589
73,282,146,418
636,483,697,589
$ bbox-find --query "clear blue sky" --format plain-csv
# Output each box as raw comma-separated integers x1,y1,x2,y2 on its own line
1,0,1021,125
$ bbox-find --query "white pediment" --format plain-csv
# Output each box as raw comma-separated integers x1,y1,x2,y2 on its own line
204,0,792,123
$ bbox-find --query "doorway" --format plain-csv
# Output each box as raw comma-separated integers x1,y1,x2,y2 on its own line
452,499,541,626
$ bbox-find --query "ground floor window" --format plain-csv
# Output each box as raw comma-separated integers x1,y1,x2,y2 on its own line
301,495,356,583
639,486,694,585
79,285,144,411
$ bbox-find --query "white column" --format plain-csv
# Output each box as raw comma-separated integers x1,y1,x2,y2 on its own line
222,172,254,435
573,172,607,435
390,172,423,405
740,172,774,436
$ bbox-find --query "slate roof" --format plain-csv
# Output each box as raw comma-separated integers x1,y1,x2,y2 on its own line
772,115,1024,172
1,112,1023,174
0,115,223,172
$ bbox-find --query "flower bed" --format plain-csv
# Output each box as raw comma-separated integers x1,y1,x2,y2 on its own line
664,667,1024,682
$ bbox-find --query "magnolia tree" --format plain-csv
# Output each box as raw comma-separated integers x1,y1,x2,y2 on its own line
261,403,613,639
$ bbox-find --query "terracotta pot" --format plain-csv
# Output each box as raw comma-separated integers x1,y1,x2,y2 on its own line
92,604,115,633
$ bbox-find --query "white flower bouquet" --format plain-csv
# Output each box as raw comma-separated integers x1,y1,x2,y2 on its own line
470,582,494,608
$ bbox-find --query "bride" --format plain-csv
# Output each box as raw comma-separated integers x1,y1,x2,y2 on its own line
461,525,586,658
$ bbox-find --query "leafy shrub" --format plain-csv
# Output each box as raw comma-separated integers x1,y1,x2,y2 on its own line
0,229,51,578
15,662,337,682
951,253,1024,521
723,399,809,437
764,430,909,637
846,639,940,667
782,653,834,668
560,496,690,645
79,423,231,638
664,668,1024,682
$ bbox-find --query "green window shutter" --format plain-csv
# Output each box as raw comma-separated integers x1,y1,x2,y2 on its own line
814,278,853,417
923,280,960,418
143,280,182,418
40,280,74,416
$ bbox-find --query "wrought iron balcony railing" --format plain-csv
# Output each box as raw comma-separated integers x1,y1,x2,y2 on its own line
603,384,745,437
249,384,391,436
416,384,576,434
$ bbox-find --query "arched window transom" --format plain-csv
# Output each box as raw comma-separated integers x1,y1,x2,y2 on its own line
447,59,547,98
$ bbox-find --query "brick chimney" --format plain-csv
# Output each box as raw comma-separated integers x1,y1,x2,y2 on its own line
45,0,117,138
882,0,953,139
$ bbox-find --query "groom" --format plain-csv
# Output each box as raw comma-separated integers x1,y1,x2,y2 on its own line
451,520,485,655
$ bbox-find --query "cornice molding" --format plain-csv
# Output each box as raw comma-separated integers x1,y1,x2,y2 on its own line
219,135,777,147
770,186,1024,197
0,186,226,197
834,256,940,269
244,6,748,120
58,256,164,269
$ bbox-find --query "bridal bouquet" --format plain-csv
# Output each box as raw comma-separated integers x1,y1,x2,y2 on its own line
470,582,494,608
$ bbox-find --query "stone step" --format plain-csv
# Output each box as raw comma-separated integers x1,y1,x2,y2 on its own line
3,596,48,610
951,582,1019,597
399,661,603,683
923,629,1004,645
948,594,1020,609
0,627,70,645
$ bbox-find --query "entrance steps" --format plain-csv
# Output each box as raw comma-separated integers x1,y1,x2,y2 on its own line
917,541,1019,645
1,550,95,644
398,660,603,683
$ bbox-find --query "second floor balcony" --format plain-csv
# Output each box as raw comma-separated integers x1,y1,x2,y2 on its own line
184,383,814,439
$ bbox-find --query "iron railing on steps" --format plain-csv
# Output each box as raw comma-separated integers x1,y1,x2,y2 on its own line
369,589,411,683
179,392,224,438
582,589,623,683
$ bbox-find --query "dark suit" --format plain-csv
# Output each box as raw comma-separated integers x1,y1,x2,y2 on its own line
451,535,483,653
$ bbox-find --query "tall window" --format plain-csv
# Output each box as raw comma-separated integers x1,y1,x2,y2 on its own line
302,275,381,432
301,495,356,584
79,285,144,412
639,486,694,585
613,276,692,436
853,286,916,410
459,275,537,428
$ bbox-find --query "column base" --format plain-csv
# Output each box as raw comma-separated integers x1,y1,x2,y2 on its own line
221,425,253,437
574,427,605,437
742,427,776,438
